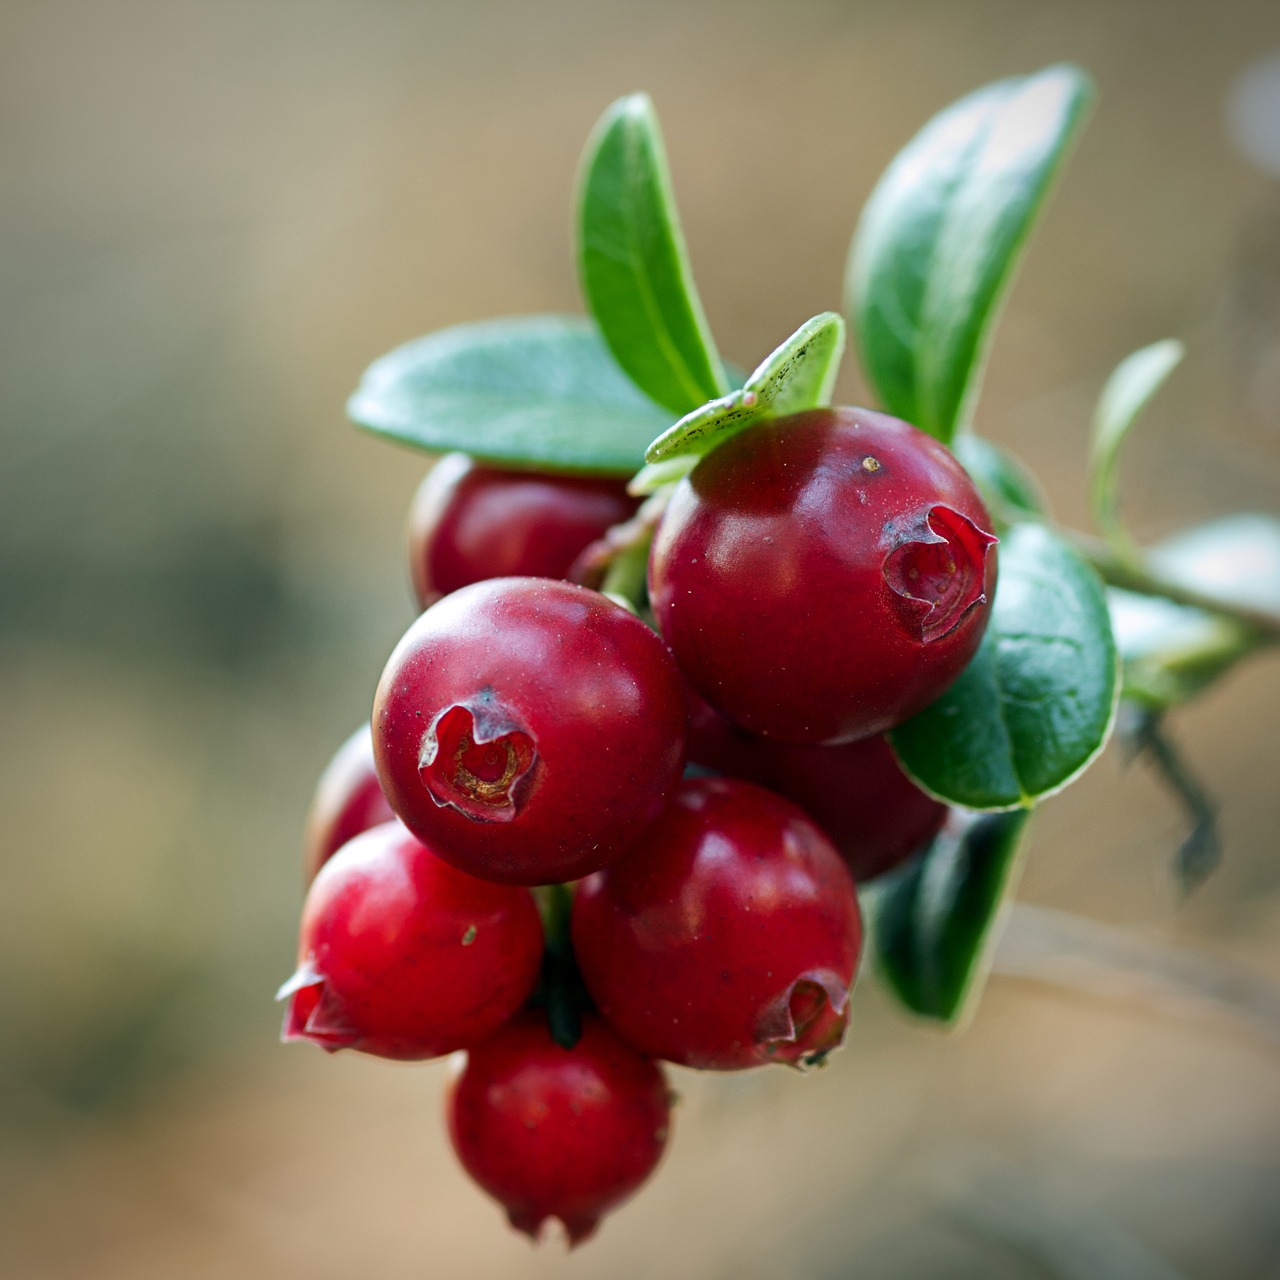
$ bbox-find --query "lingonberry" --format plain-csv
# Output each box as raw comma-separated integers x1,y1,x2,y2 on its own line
572,776,862,1070
687,692,947,882
279,820,543,1059
302,724,395,883
447,1010,671,1246
407,453,638,610
649,406,998,744
373,577,688,885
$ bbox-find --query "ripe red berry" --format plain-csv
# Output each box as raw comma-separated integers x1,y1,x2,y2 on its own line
447,1011,671,1246
648,406,998,744
572,776,862,1070
302,724,395,883
407,453,638,610
373,577,688,885
687,692,947,882
279,821,543,1060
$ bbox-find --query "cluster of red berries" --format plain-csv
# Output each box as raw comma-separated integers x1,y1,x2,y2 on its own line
280,406,998,1244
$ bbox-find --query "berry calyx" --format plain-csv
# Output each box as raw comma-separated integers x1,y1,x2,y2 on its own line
302,724,395,883
447,1011,671,1246
687,692,947,882
407,453,638,609
648,406,998,744
279,821,543,1060
373,577,688,885
572,776,863,1070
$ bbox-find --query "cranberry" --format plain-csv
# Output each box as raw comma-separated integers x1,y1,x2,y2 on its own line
687,692,946,882
572,776,862,1070
447,1011,670,1246
648,406,998,744
407,453,638,610
302,724,395,883
279,820,542,1060
373,577,688,885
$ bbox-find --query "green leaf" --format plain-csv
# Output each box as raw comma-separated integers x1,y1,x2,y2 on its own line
347,315,673,475
1107,588,1256,709
847,64,1093,444
1149,514,1280,620
891,522,1119,810
577,94,729,416
1090,339,1184,558
645,312,846,464
953,435,1047,529
869,809,1032,1023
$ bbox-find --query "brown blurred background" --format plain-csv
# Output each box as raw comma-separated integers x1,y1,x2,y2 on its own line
3,0,1280,1275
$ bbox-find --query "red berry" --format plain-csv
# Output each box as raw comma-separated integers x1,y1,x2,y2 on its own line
687,692,947,882
407,453,638,610
302,724,395,883
373,577,688,885
279,821,543,1060
649,406,998,744
447,1011,671,1246
572,776,862,1070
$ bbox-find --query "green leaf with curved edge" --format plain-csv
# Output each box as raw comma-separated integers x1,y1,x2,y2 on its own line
868,809,1032,1023
645,312,846,464
347,315,673,475
891,522,1119,810
578,94,729,416
1149,514,1280,620
1090,339,1184,558
847,64,1093,445
953,434,1047,530
1107,588,1256,710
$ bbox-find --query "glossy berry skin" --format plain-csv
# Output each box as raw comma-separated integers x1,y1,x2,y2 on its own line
447,1011,670,1247
572,776,862,1071
373,577,688,885
407,453,638,610
649,406,998,745
687,692,947,882
302,724,395,883
279,821,542,1060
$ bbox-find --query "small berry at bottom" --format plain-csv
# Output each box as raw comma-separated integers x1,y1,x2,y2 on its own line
447,1011,671,1247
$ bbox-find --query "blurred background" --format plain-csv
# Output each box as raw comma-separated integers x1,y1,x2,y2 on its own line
3,0,1280,1275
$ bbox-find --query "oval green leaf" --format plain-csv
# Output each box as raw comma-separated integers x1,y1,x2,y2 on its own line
577,94,728,416
953,434,1048,530
847,64,1093,444
868,809,1032,1024
1107,588,1256,710
890,522,1119,810
1149,514,1280,620
645,312,845,464
1090,339,1184,558
347,315,673,475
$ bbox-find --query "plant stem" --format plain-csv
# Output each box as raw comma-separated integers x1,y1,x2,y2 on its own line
1064,528,1280,644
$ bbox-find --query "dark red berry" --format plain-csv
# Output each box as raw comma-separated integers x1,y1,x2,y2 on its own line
687,691,947,882
302,724,395,883
447,1011,671,1246
373,577,688,885
279,821,543,1060
648,406,998,744
407,453,638,610
572,776,862,1070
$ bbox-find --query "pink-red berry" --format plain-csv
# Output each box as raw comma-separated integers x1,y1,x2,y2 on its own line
279,821,543,1060
447,1011,671,1246
372,577,688,885
687,692,947,882
302,724,395,883
649,406,998,744
572,776,862,1070
407,453,637,610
